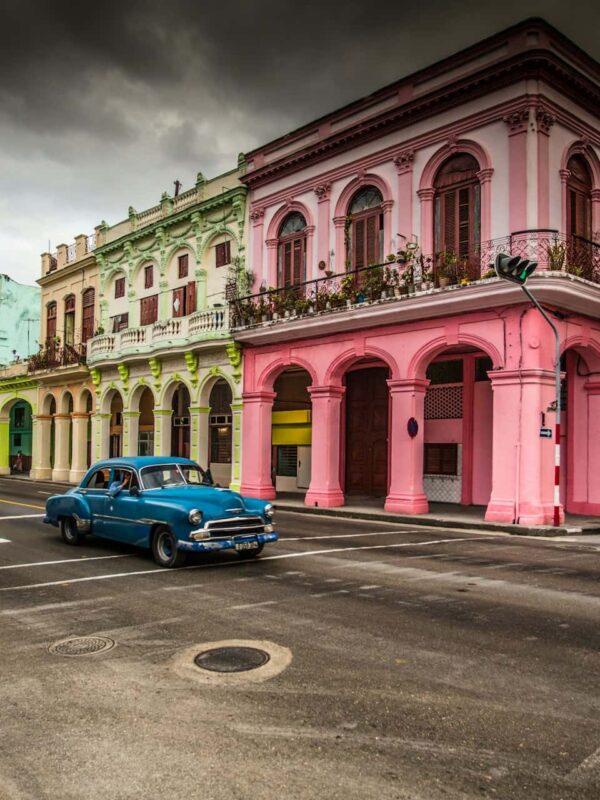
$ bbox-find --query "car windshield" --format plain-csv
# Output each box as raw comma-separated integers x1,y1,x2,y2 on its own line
140,463,209,489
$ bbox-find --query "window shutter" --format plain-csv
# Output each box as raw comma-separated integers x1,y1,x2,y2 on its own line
140,295,158,326
178,254,189,279
366,214,378,265
443,191,457,252
172,287,185,318
185,281,196,316
144,265,153,289
353,219,365,268
282,241,292,286
292,239,303,285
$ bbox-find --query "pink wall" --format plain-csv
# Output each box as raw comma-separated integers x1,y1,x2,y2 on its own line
472,381,493,505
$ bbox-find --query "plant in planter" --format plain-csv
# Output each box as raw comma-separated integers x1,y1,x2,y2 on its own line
436,250,459,287
483,267,497,279
547,239,566,271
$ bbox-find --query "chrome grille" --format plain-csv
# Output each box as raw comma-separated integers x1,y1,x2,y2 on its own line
204,516,266,538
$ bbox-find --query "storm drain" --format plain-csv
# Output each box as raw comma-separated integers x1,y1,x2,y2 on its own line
194,646,270,673
48,636,115,657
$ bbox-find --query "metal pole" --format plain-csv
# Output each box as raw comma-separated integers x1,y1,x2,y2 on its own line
521,284,561,526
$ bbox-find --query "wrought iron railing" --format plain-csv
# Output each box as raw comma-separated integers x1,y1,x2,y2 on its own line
230,231,600,329
28,343,87,372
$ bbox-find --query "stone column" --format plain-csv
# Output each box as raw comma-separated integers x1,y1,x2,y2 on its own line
393,150,414,242
154,409,172,457
92,412,110,462
0,416,10,476
304,386,345,508
30,415,53,480
230,399,243,492
69,413,89,483
385,379,429,514
503,107,530,233
240,391,275,499
190,405,210,466
52,414,71,482
417,188,435,257
485,369,561,526
250,207,265,289
122,411,140,456
314,183,331,279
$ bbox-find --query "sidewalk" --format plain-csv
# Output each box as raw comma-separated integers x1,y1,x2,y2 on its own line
273,493,600,539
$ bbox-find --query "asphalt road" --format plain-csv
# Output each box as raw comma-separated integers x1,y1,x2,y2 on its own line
1,477,600,800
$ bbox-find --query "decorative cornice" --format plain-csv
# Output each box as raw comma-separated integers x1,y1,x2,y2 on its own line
249,207,265,224
477,168,494,184
534,104,556,136
314,182,332,201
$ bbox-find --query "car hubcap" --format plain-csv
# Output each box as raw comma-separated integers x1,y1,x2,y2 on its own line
158,533,172,561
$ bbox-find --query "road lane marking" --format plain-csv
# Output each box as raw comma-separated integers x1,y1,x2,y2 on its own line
0,538,9,544
0,537,481,592
283,529,423,541
0,514,45,521
37,491,52,495
0,553,133,571
0,498,45,510
230,600,278,609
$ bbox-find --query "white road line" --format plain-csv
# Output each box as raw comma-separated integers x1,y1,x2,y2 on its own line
0,553,133,570
0,514,45,521
283,529,424,541
0,538,10,544
37,491,52,496
230,600,278,610
0,537,481,592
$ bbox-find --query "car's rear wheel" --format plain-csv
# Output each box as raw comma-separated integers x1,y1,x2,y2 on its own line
152,527,187,568
237,543,264,560
60,517,83,546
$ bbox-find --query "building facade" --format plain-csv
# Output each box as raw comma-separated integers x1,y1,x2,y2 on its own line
233,19,600,525
30,233,99,482
86,168,247,489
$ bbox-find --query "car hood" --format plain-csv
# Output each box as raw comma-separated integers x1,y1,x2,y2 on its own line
142,485,252,515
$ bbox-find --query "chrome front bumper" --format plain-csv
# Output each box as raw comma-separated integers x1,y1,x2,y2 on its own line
177,531,278,552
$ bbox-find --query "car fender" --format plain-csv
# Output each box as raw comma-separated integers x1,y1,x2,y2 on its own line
45,492,92,531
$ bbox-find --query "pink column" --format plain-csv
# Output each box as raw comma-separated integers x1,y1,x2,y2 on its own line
385,379,429,514
394,150,414,239
266,238,278,288
535,107,555,229
315,184,332,276
249,207,265,290
304,225,315,281
503,108,529,233
485,369,562,525
592,189,600,239
417,188,435,256
240,390,276,500
559,169,570,235
476,168,494,243
333,216,346,271
581,380,600,515
305,386,345,508
381,199,394,257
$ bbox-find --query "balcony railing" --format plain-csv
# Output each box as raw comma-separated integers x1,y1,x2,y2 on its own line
230,231,600,330
87,306,229,360
28,343,87,372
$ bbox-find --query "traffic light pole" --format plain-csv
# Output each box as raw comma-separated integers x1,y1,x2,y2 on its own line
520,285,562,527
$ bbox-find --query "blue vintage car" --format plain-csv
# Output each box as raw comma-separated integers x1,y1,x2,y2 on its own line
44,456,277,568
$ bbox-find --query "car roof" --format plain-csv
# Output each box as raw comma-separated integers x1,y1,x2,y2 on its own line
90,456,198,471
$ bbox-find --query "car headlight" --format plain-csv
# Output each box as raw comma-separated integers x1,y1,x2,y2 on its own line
264,503,274,519
188,508,203,525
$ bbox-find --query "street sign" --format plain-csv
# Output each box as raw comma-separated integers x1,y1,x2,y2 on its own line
539,427,553,438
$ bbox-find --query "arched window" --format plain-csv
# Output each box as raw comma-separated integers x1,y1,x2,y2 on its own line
82,288,95,343
46,302,57,344
434,154,481,259
567,155,592,241
64,294,75,347
277,212,307,287
347,186,383,270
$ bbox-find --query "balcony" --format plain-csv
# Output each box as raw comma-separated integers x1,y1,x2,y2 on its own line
230,231,600,331
28,343,87,373
88,307,229,362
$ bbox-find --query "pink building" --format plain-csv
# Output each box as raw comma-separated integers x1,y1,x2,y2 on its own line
234,19,600,526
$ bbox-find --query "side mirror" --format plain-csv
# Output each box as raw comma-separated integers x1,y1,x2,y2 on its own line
129,485,140,497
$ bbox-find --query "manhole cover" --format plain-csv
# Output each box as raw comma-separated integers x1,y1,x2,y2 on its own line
194,646,270,673
48,636,115,657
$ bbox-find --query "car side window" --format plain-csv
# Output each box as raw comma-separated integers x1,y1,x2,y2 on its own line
109,469,140,493
84,468,111,490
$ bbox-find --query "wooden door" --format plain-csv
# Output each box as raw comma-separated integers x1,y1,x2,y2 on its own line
345,367,389,495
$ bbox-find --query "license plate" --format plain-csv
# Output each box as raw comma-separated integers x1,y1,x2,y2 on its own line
235,541,259,551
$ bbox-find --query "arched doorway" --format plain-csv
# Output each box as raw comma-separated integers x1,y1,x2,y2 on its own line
137,388,155,456
346,186,384,270
109,392,123,457
9,400,33,474
271,368,312,494
208,380,233,486
171,383,191,458
343,361,389,497
433,154,481,281
423,350,493,507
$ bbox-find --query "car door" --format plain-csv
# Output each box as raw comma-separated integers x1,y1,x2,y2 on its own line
103,468,150,546
78,466,111,537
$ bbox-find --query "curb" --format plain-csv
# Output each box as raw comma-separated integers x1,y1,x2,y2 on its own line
274,502,600,537
0,475,72,489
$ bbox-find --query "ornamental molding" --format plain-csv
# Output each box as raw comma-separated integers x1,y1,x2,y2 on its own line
503,107,530,136
314,182,331,201
393,150,415,174
249,207,265,224
534,104,556,136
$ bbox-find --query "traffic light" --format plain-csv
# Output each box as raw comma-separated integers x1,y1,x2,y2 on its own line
494,253,537,285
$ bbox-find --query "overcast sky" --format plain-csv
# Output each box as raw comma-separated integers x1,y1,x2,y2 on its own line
1,0,598,286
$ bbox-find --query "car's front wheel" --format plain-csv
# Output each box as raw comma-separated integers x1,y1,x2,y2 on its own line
60,517,84,546
152,527,187,568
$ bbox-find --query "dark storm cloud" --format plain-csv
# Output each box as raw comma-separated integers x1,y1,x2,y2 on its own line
1,0,599,284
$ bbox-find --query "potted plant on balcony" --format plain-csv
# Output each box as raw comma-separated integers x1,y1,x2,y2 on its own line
436,250,459,287
548,239,566,271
